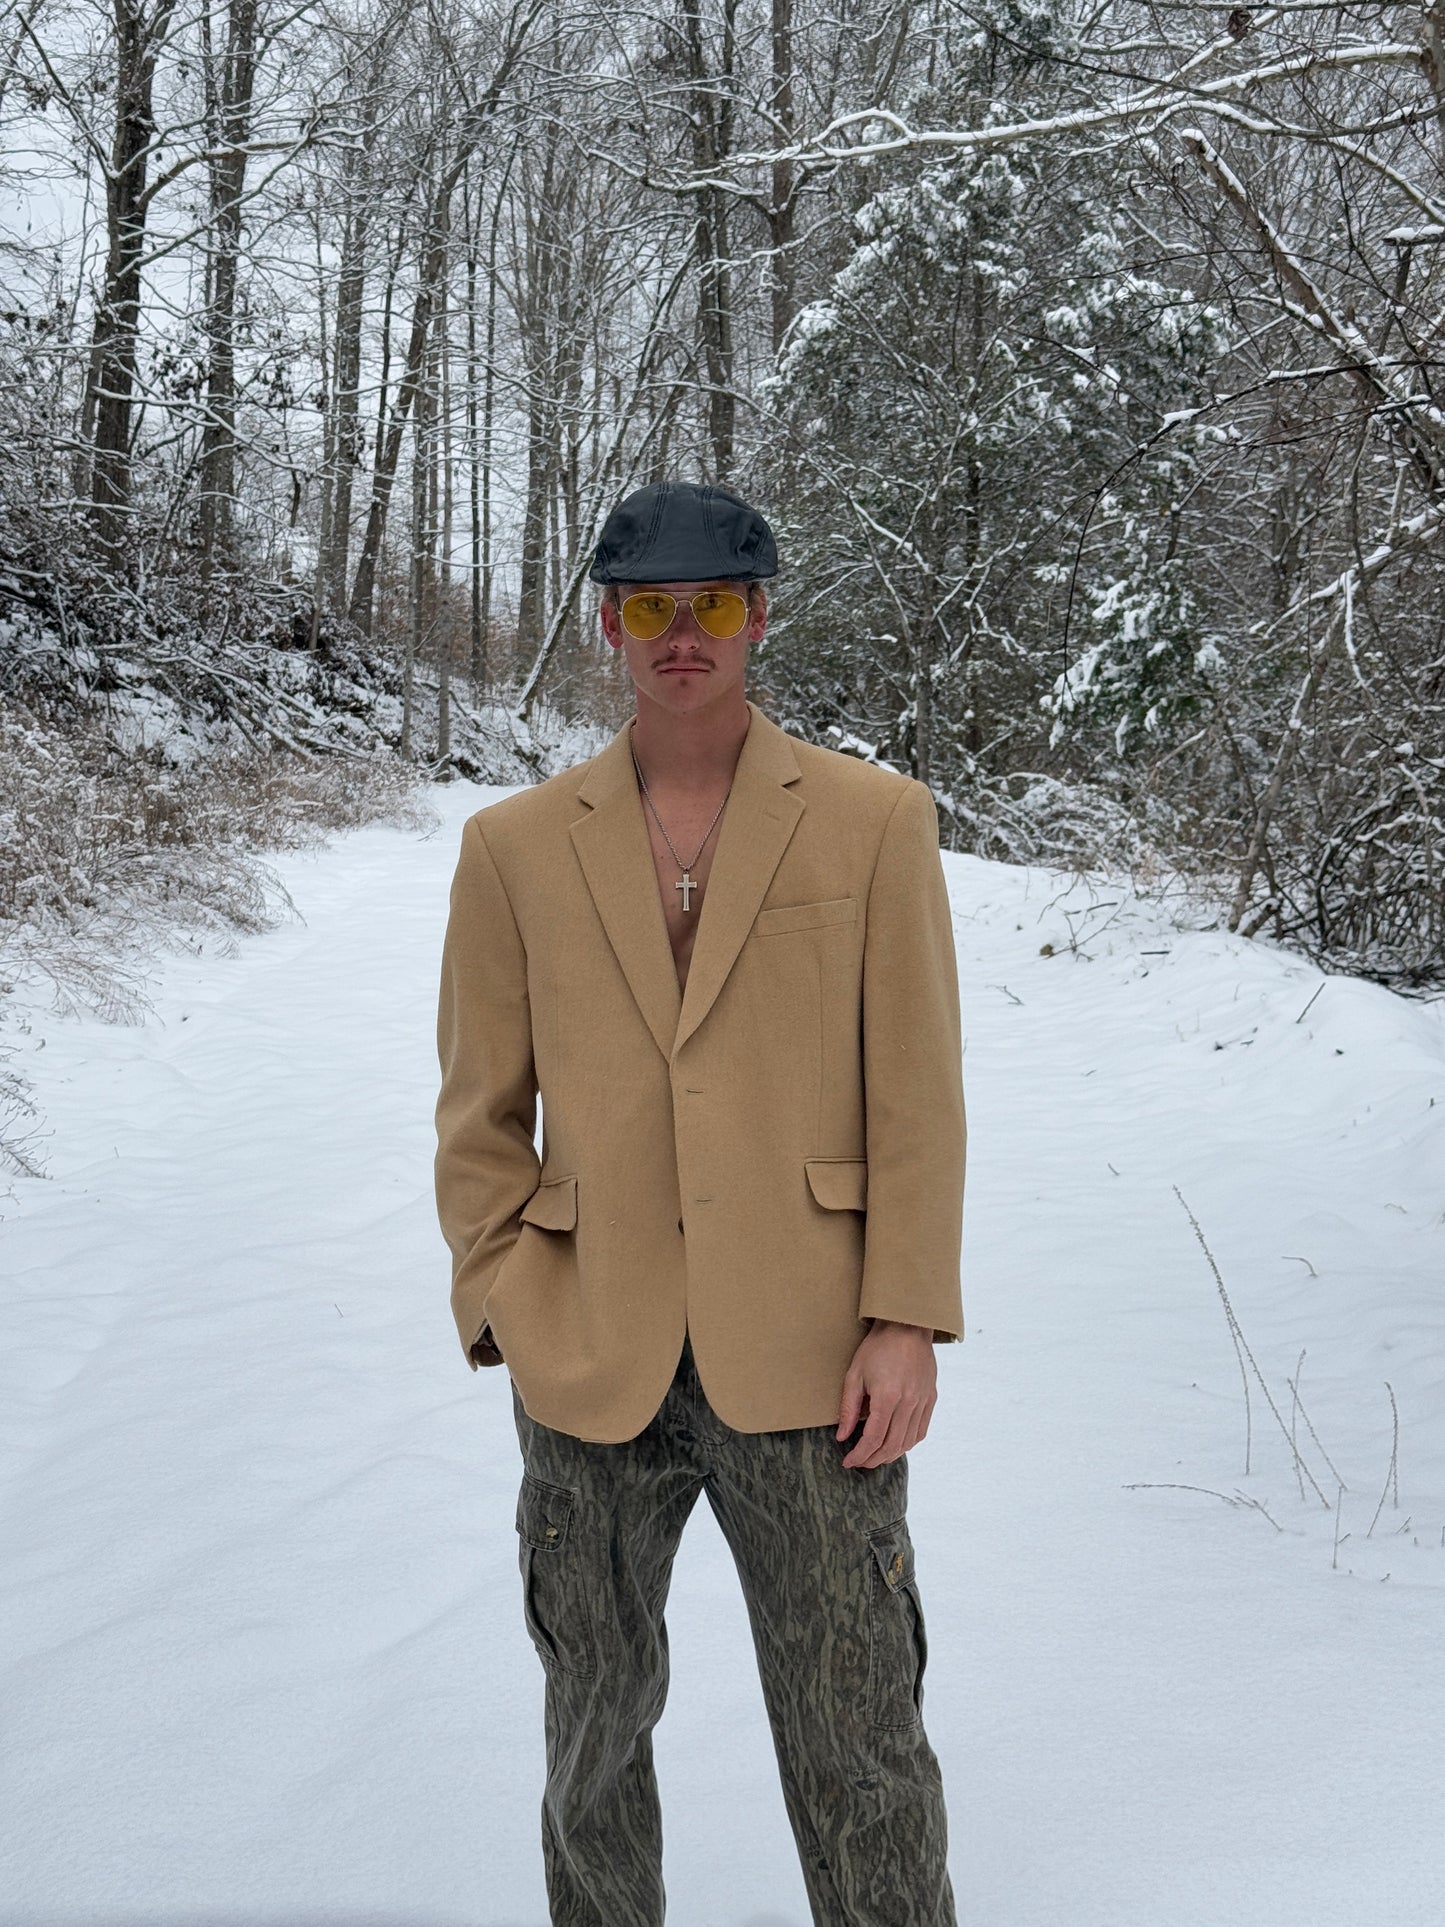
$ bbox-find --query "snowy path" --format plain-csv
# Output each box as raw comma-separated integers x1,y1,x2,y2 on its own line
2,778,1442,1927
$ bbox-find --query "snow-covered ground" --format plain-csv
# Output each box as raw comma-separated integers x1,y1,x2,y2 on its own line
1,774,1442,1927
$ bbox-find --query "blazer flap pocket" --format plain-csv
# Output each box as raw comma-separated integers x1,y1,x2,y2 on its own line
805,1157,868,1211
518,1174,578,1231
516,1474,576,1550
754,896,857,937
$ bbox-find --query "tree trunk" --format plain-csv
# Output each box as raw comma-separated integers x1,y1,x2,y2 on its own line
474,156,509,684
197,0,259,577
464,168,484,685
1424,0,1445,155
515,140,556,651
325,171,371,613
89,0,178,558
767,0,796,354
438,253,453,762
516,383,549,650
682,0,737,477
350,176,450,637
403,362,431,758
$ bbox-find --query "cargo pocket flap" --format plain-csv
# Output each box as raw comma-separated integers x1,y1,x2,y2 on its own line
516,1474,575,1550
805,1157,868,1212
518,1174,578,1231
868,1521,916,1592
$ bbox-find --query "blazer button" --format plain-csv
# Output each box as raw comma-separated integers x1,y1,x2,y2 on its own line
677,1217,684,1235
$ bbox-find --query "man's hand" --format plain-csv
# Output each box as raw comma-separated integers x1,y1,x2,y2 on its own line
469,1321,505,1368
836,1319,938,1468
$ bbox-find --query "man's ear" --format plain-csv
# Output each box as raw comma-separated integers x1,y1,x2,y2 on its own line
599,591,623,650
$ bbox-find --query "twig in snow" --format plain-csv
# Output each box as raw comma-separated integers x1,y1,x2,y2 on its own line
1174,1185,1331,1505
1366,1383,1401,1537
1294,981,1327,1024
1124,1481,1247,1507
1125,1483,1282,1532
1284,1361,1348,1493
1177,1185,1253,1473
1232,1490,1284,1532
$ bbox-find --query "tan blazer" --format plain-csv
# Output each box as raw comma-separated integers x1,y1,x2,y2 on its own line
434,698,966,1442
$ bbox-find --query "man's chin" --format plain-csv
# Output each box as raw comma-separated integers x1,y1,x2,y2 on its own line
635,665,749,714
647,670,714,702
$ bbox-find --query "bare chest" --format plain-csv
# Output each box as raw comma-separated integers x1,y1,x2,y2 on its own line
638,790,731,994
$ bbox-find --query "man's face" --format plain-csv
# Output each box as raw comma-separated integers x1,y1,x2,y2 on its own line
599,578,767,713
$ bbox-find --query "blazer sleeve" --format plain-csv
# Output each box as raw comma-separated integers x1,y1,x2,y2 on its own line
434,812,541,1370
858,777,967,1344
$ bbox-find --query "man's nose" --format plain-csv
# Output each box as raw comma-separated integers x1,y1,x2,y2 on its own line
666,609,706,649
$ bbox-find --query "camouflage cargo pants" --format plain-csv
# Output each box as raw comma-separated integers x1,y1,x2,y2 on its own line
510,1330,958,1926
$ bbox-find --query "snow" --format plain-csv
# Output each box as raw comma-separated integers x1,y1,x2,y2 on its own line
1,776,1442,1926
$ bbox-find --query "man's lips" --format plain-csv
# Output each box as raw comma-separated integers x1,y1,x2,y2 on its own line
659,664,708,673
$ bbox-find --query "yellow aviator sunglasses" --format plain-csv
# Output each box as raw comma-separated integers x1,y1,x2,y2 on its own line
619,588,750,642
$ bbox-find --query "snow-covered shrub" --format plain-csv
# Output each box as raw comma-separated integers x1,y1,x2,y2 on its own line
0,693,431,1009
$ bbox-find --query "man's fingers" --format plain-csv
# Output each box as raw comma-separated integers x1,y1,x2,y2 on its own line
836,1370,866,1440
906,1391,937,1452
841,1393,897,1468
848,1397,922,1468
873,1401,914,1467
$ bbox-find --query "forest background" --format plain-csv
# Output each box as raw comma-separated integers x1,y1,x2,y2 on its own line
3,0,1444,1171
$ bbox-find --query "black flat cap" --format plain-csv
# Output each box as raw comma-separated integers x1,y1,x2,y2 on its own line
588,481,778,585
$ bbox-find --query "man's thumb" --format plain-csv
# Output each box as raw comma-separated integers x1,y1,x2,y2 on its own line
836,1369,864,1439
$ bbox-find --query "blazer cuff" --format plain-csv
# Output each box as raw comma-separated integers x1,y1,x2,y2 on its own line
869,1317,964,1346
861,1283,964,1342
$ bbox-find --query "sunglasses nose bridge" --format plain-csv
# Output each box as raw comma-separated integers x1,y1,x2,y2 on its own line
673,598,711,644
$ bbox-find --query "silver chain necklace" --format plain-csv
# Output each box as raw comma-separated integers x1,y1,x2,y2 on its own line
630,743,731,913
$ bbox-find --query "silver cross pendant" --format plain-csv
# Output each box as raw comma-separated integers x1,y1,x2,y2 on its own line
675,871,697,912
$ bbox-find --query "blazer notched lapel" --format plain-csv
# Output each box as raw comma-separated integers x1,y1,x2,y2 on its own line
570,699,805,1064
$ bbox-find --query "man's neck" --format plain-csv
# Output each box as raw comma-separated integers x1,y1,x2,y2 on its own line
630,689,752,793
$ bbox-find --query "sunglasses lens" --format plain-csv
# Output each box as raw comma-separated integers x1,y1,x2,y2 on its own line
621,593,677,640
692,590,748,639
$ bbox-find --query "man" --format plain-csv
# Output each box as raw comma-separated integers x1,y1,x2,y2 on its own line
434,479,967,1925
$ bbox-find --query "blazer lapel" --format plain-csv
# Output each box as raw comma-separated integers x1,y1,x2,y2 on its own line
570,727,683,1063
674,704,804,1055
569,700,805,1064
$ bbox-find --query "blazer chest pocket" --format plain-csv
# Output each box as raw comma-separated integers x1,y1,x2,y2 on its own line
753,896,857,937
519,1174,578,1230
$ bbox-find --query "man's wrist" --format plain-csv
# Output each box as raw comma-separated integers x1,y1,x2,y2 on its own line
868,1317,933,1338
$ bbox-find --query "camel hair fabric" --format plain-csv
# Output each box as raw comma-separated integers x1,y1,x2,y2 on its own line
433,698,967,1443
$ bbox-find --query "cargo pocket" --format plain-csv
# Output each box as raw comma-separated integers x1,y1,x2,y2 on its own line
515,1473,596,1680
865,1518,927,1729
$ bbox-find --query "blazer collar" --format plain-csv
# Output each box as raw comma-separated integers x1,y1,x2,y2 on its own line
570,699,805,1062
